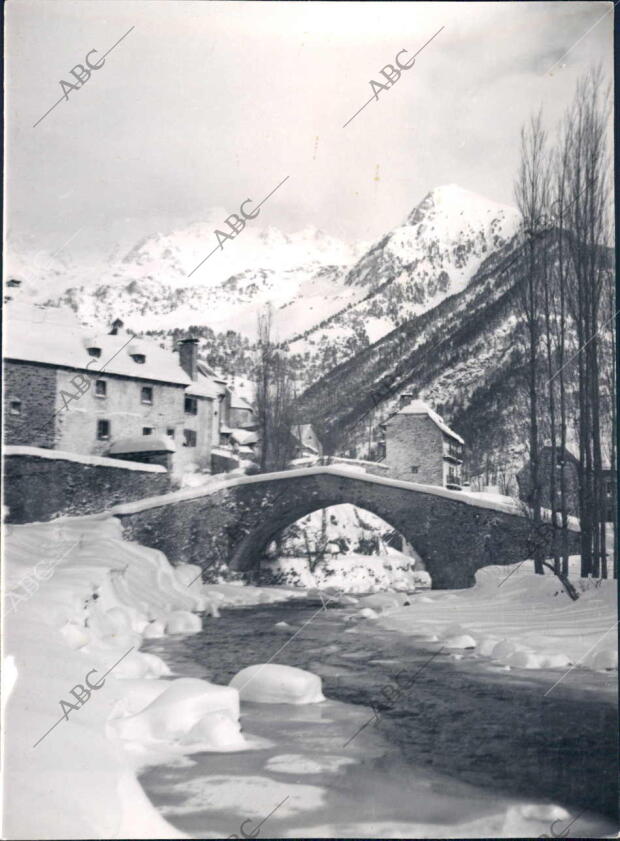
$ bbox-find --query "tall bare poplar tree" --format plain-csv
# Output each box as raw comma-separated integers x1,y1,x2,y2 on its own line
560,67,612,577
514,110,551,575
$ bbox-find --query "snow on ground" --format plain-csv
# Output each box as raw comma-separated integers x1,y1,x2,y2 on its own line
263,552,418,593
1,514,307,840
372,558,618,673
3,512,616,839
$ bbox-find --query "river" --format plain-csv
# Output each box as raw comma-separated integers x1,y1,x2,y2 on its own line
140,595,618,838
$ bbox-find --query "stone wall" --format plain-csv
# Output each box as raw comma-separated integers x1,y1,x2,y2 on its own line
384,414,444,484
3,447,171,523
53,368,213,478
113,467,581,590
4,361,58,448
3,359,214,479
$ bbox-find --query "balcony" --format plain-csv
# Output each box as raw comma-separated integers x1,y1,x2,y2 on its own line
444,442,464,463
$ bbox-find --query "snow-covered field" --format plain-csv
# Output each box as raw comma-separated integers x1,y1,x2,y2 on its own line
370,559,618,673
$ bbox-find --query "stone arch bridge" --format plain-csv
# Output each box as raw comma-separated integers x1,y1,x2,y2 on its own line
111,466,580,590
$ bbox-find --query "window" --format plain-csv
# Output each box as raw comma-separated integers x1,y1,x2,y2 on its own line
87,347,102,358
142,427,153,436
131,353,146,364
183,429,197,447
95,380,107,398
184,396,198,415
141,386,153,405
411,465,419,474
9,400,21,416
166,428,175,438
97,419,110,440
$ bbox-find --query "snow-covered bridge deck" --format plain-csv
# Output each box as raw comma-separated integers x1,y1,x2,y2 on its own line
112,466,580,589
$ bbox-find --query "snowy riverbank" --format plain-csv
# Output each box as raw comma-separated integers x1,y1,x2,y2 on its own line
3,515,617,838
367,560,618,674
2,514,306,839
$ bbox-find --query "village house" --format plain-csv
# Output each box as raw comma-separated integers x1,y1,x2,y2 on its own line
4,304,255,478
379,394,464,489
291,423,323,460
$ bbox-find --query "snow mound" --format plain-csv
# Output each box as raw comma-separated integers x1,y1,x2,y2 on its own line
3,515,306,839
230,664,325,705
111,677,245,750
165,610,202,635
444,634,477,650
589,648,618,671
357,607,379,620
358,592,408,612
376,558,617,675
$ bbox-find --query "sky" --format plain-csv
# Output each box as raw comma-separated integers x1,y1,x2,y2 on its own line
5,0,614,262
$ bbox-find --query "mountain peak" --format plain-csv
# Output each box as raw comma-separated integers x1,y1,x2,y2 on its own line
407,184,517,227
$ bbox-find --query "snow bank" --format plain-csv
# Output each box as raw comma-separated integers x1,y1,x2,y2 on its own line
230,664,325,704
263,552,417,593
2,515,306,839
377,558,617,674
111,678,245,751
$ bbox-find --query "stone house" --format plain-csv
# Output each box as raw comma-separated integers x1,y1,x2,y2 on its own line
199,363,258,472
3,305,238,479
380,395,464,489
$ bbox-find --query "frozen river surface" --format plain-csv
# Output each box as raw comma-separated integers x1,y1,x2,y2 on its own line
141,596,618,838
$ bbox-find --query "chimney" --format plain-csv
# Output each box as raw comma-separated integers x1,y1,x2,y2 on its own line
109,318,124,335
399,390,416,409
179,337,199,380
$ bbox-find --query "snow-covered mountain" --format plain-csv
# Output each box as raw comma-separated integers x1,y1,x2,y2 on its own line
6,224,368,339
286,185,520,380
7,185,518,357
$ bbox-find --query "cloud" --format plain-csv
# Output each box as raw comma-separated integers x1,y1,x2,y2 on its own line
6,1,613,261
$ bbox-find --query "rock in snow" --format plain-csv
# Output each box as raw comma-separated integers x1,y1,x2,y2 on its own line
230,664,325,704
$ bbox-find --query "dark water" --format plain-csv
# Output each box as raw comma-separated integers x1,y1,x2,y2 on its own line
140,597,618,838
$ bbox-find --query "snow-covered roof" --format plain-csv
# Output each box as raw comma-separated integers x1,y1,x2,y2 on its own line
108,436,176,455
389,399,464,444
211,446,239,461
238,445,255,454
5,307,192,387
220,425,233,435
231,428,258,445
291,424,320,451
197,361,227,387
229,392,253,411
185,374,219,399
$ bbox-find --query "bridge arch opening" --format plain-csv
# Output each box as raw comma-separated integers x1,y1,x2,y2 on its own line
250,503,429,592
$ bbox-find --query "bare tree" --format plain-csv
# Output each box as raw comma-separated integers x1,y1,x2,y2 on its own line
514,110,551,574
255,304,297,472
560,67,612,578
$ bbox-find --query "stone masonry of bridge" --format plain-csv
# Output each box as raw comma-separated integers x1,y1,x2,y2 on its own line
111,466,581,590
